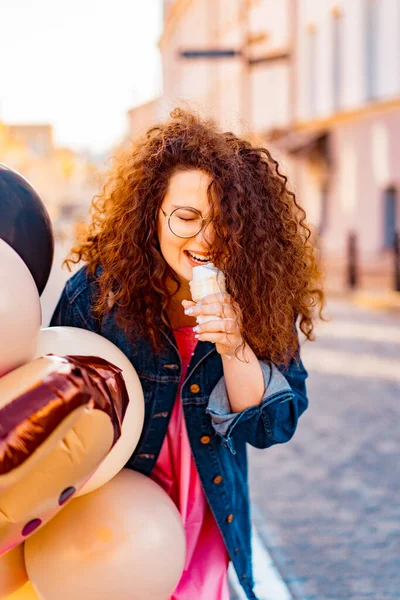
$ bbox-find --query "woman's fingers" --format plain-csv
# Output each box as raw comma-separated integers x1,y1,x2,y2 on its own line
194,318,238,335
185,302,236,319
182,299,196,309
198,292,232,305
182,294,243,358
194,331,234,344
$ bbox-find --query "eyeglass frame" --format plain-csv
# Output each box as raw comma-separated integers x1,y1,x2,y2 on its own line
159,205,213,239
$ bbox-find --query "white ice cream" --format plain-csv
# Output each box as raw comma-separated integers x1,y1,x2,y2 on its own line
191,262,221,282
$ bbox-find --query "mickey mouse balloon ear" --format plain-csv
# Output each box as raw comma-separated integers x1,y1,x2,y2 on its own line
0,164,54,296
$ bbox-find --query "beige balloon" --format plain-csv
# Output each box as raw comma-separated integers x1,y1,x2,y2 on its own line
0,239,41,377
1,582,39,600
0,544,28,598
25,469,186,600
35,327,145,495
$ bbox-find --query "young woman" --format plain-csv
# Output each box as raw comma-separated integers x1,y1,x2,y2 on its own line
51,108,324,600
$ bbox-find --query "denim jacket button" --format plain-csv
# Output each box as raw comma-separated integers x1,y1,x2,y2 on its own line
190,383,200,394
200,435,211,444
213,475,223,484
226,514,234,523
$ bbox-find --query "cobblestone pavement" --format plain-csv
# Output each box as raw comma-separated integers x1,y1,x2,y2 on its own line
248,300,400,600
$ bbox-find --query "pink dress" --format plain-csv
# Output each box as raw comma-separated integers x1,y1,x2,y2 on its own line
151,327,230,600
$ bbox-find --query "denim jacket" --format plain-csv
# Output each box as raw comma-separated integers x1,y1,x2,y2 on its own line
50,266,309,600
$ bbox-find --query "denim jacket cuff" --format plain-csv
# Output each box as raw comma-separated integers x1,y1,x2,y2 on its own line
206,361,294,452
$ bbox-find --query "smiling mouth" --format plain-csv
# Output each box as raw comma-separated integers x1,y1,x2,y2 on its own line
184,250,212,265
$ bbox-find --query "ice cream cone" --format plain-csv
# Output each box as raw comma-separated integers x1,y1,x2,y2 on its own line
189,263,226,324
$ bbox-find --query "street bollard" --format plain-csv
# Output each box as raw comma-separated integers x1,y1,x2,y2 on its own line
394,231,400,292
347,231,358,290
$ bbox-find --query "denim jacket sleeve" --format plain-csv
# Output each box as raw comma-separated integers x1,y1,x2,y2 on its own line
205,347,308,454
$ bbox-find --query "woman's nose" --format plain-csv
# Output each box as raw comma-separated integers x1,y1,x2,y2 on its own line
195,223,214,247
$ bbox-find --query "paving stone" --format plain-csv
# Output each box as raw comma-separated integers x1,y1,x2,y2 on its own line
248,299,400,600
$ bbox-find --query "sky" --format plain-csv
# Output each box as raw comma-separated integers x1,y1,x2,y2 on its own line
0,0,163,154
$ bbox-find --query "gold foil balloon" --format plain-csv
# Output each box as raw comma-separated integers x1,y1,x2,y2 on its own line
1,582,39,600
35,326,145,496
0,545,28,597
25,469,186,600
0,354,129,555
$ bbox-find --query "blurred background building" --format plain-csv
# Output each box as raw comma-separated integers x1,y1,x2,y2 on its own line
128,0,400,295
0,121,100,239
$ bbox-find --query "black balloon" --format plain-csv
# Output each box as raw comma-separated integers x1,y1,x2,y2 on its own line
0,163,54,295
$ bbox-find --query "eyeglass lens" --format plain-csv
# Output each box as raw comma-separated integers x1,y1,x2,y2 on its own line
169,207,203,237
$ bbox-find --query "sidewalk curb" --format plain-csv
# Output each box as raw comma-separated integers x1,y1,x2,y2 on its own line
325,289,400,312
228,523,293,600
350,290,400,312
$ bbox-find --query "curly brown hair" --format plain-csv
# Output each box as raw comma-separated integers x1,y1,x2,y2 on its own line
66,108,324,365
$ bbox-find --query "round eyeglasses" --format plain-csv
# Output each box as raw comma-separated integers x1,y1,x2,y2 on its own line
160,206,212,239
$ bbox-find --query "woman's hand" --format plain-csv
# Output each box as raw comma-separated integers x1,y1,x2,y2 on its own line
182,292,244,359
183,293,265,412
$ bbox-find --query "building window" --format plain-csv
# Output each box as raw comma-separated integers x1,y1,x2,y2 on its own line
383,186,397,249
365,0,379,101
332,8,342,111
307,25,317,117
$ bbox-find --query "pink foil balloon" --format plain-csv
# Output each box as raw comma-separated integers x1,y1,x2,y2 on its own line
0,239,41,377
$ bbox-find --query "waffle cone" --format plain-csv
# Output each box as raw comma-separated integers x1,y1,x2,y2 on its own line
189,275,226,303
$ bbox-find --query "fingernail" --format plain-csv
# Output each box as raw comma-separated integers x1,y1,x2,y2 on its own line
194,334,200,339
193,325,200,333
184,308,194,315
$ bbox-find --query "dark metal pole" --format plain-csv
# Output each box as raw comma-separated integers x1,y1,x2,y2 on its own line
394,230,400,292
347,231,358,290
